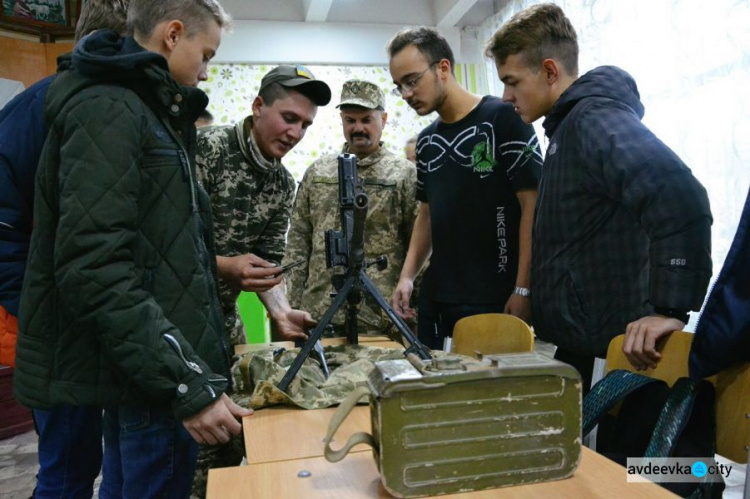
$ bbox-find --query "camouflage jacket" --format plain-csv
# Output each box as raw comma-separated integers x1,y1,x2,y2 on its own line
195,116,295,345
284,144,417,335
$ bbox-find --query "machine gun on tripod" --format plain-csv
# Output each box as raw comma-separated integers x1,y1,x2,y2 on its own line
277,153,432,392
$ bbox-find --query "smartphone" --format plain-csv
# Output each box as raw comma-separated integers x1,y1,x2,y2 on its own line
272,259,305,277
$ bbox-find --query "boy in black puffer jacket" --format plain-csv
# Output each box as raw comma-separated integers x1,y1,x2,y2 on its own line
14,1,252,495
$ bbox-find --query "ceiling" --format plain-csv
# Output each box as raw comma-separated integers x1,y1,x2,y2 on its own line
220,0,499,28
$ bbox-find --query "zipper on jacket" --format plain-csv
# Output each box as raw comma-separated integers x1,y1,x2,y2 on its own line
177,149,197,211
194,213,232,374
163,333,203,374
154,117,197,213
149,148,180,157
204,383,217,399
159,116,231,378
143,267,154,293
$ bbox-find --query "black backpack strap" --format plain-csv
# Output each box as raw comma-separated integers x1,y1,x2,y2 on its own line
645,377,722,499
645,377,715,457
582,369,667,437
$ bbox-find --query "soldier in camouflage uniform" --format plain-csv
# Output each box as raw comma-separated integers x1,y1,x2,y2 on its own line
283,80,419,337
191,65,332,498
195,65,331,347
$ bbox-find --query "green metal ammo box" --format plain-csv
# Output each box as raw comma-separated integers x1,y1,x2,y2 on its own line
357,352,582,497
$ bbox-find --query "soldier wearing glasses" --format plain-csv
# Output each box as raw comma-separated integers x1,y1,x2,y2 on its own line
387,27,542,350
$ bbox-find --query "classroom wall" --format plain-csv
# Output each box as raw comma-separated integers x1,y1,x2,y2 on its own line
212,20,477,65
0,34,72,88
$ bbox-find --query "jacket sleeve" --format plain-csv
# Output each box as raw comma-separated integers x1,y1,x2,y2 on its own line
0,80,49,316
283,169,314,309
252,172,295,265
580,103,713,312
194,130,220,193
54,94,225,418
400,164,418,250
690,187,750,378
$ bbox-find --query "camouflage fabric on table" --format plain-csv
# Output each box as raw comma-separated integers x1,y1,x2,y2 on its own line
195,116,296,346
192,343,404,499
231,344,405,410
283,144,418,336
195,345,475,498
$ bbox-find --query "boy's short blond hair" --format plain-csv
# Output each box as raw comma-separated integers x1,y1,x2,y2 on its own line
127,0,232,39
485,3,579,77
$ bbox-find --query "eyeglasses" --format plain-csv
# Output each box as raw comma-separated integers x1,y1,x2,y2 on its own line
391,62,439,96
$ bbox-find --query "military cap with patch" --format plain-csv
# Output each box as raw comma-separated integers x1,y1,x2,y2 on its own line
336,79,385,110
259,65,332,106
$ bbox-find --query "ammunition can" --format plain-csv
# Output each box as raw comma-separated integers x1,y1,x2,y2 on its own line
367,352,582,497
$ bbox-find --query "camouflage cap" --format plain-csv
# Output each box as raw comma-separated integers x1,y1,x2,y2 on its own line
260,65,332,106
337,80,385,110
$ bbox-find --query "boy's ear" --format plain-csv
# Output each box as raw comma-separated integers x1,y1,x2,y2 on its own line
163,20,186,52
251,96,264,116
435,58,451,80
542,58,560,85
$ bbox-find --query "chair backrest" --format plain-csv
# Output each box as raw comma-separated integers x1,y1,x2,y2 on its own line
605,331,692,387
451,313,533,357
709,362,750,464
605,332,749,463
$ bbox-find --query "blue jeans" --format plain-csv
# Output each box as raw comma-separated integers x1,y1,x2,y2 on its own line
33,406,103,499
99,405,198,499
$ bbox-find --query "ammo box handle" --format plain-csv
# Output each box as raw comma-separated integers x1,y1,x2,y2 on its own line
324,385,376,462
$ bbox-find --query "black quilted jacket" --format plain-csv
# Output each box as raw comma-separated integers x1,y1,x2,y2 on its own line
14,31,230,419
531,66,712,357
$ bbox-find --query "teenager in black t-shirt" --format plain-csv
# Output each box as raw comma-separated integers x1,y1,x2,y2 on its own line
388,27,542,348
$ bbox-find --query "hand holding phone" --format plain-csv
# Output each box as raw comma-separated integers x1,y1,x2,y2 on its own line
271,259,305,277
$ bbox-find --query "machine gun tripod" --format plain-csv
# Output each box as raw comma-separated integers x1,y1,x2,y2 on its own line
277,154,431,392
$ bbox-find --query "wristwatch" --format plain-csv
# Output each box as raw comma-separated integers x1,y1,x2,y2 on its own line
513,286,531,297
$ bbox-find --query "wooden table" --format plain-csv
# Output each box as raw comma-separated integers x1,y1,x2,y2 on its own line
240,337,400,462
208,446,676,498
210,340,676,498
244,405,371,464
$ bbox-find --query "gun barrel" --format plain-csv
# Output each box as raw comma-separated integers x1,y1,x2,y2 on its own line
350,193,368,266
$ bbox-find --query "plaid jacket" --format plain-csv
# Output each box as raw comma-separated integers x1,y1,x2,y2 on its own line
532,66,712,357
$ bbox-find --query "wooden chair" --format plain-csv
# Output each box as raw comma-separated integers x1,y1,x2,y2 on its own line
451,313,533,357
604,332,749,464
709,362,750,464
604,331,693,386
